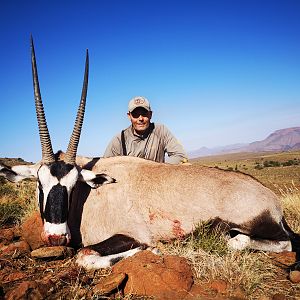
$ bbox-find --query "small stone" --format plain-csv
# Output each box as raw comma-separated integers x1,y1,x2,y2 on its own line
0,271,27,283
56,268,81,283
31,246,74,259
272,294,286,300
0,228,14,244
231,286,247,299
210,279,228,294
289,270,300,283
93,272,127,295
5,281,43,300
0,240,30,258
269,251,297,266
257,295,272,300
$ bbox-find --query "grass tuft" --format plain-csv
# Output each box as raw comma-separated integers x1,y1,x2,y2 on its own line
0,178,36,228
0,201,24,227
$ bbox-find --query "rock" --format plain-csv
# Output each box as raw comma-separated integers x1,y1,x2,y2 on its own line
31,246,74,259
112,250,193,299
184,284,210,299
0,270,27,284
5,281,44,300
269,251,297,266
272,294,286,300
230,286,247,299
93,272,126,295
289,270,300,283
210,279,228,294
257,295,272,300
0,228,14,245
0,240,30,258
55,267,91,285
21,212,44,250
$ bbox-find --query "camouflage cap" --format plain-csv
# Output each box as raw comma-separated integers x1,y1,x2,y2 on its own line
128,96,151,112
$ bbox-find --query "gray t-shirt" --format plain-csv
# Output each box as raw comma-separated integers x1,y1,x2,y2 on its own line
103,123,188,164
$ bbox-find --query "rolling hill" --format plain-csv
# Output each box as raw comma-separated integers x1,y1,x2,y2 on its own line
188,127,300,158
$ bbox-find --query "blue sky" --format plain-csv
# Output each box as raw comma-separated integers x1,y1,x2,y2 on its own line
0,0,299,162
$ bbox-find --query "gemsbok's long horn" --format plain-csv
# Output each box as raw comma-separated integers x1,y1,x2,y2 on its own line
31,36,55,164
64,50,89,165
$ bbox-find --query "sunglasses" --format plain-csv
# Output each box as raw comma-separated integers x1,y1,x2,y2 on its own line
130,110,149,118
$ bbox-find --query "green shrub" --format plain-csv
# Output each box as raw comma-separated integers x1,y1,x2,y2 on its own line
180,221,229,256
0,201,24,227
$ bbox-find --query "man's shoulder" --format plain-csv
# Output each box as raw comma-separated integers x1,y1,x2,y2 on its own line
152,123,169,133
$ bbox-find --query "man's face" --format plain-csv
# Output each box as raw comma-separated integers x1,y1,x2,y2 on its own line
128,107,152,135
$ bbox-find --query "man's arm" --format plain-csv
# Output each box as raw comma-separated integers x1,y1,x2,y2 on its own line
163,126,188,164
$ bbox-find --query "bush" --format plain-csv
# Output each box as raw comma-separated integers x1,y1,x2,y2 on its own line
179,221,229,256
263,160,281,167
0,201,24,227
254,164,264,170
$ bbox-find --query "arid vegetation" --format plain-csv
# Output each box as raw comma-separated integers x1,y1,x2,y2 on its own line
1,151,300,299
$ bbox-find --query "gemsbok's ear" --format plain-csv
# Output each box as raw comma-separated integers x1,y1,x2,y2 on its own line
79,169,116,188
0,164,39,182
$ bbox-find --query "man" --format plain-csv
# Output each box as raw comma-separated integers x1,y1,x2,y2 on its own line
103,96,188,164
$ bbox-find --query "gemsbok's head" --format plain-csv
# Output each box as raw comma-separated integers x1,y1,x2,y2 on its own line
0,37,114,246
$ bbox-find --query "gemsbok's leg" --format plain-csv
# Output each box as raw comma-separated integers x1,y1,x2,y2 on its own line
76,234,148,269
227,233,292,252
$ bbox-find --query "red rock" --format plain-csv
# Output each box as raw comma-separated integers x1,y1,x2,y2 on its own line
0,228,14,244
272,294,286,300
210,279,228,294
289,270,300,283
231,286,247,299
93,272,126,295
5,281,44,300
269,251,297,266
184,284,208,299
21,212,44,250
0,240,30,258
257,295,272,300
0,271,27,284
56,268,81,283
112,250,193,299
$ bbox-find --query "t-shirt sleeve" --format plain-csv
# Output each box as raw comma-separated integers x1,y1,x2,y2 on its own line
103,135,122,157
163,126,188,164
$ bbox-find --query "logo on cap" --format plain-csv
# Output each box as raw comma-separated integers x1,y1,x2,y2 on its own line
134,98,145,105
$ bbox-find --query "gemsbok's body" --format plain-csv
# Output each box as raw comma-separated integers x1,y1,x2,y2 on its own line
0,38,298,269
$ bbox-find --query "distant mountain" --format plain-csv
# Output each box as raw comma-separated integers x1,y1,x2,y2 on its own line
188,127,300,158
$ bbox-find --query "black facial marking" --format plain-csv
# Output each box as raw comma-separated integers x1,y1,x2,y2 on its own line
38,181,44,221
44,184,68,223
49,161,74,180
89,234,144,256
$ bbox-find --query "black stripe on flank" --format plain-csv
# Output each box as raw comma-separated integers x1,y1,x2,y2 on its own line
44,184,68,223
248,211,290,241
196,213,290,242
89,234,147,256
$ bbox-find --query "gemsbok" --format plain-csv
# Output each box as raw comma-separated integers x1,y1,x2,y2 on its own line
0,38,298,269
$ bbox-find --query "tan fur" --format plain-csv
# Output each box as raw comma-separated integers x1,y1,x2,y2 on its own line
68,156,284,247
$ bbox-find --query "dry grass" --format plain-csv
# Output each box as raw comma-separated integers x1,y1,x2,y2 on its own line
0,178,36,227
192,150,300,195
160,223,282,299
279,183,300,233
